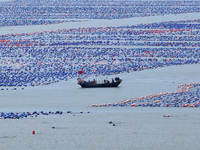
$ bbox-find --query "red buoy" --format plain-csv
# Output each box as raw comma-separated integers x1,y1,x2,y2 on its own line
32,131,35,134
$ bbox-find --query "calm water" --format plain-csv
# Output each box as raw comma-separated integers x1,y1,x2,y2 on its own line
1,64,200,150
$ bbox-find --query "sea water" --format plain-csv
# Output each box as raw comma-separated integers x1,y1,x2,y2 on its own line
0,64,200,150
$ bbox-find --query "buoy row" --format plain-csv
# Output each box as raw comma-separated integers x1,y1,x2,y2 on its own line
0,88,24,90
90,82,200,108
0,110,90,119
1,26,200,47
1,1,200,27
0,46,199,87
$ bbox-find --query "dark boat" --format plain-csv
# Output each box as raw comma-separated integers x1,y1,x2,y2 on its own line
77,77,122,88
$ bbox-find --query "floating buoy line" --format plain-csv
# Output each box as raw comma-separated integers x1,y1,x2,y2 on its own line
0,110,90,119
90,82,200,108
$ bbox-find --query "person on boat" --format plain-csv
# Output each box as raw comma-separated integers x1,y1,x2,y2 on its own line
112,78,114,83
93,79,96,83
104,79,108,83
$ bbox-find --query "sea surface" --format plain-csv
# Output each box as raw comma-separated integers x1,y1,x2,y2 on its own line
1,64,200,150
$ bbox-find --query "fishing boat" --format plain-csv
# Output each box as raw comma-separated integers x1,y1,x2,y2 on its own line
77,77,122,88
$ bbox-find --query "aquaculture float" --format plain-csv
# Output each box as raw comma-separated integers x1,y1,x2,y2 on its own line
89,82,200,108
77,77,122,88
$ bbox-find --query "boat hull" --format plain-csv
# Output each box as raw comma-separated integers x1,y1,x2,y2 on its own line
79,81,121,88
